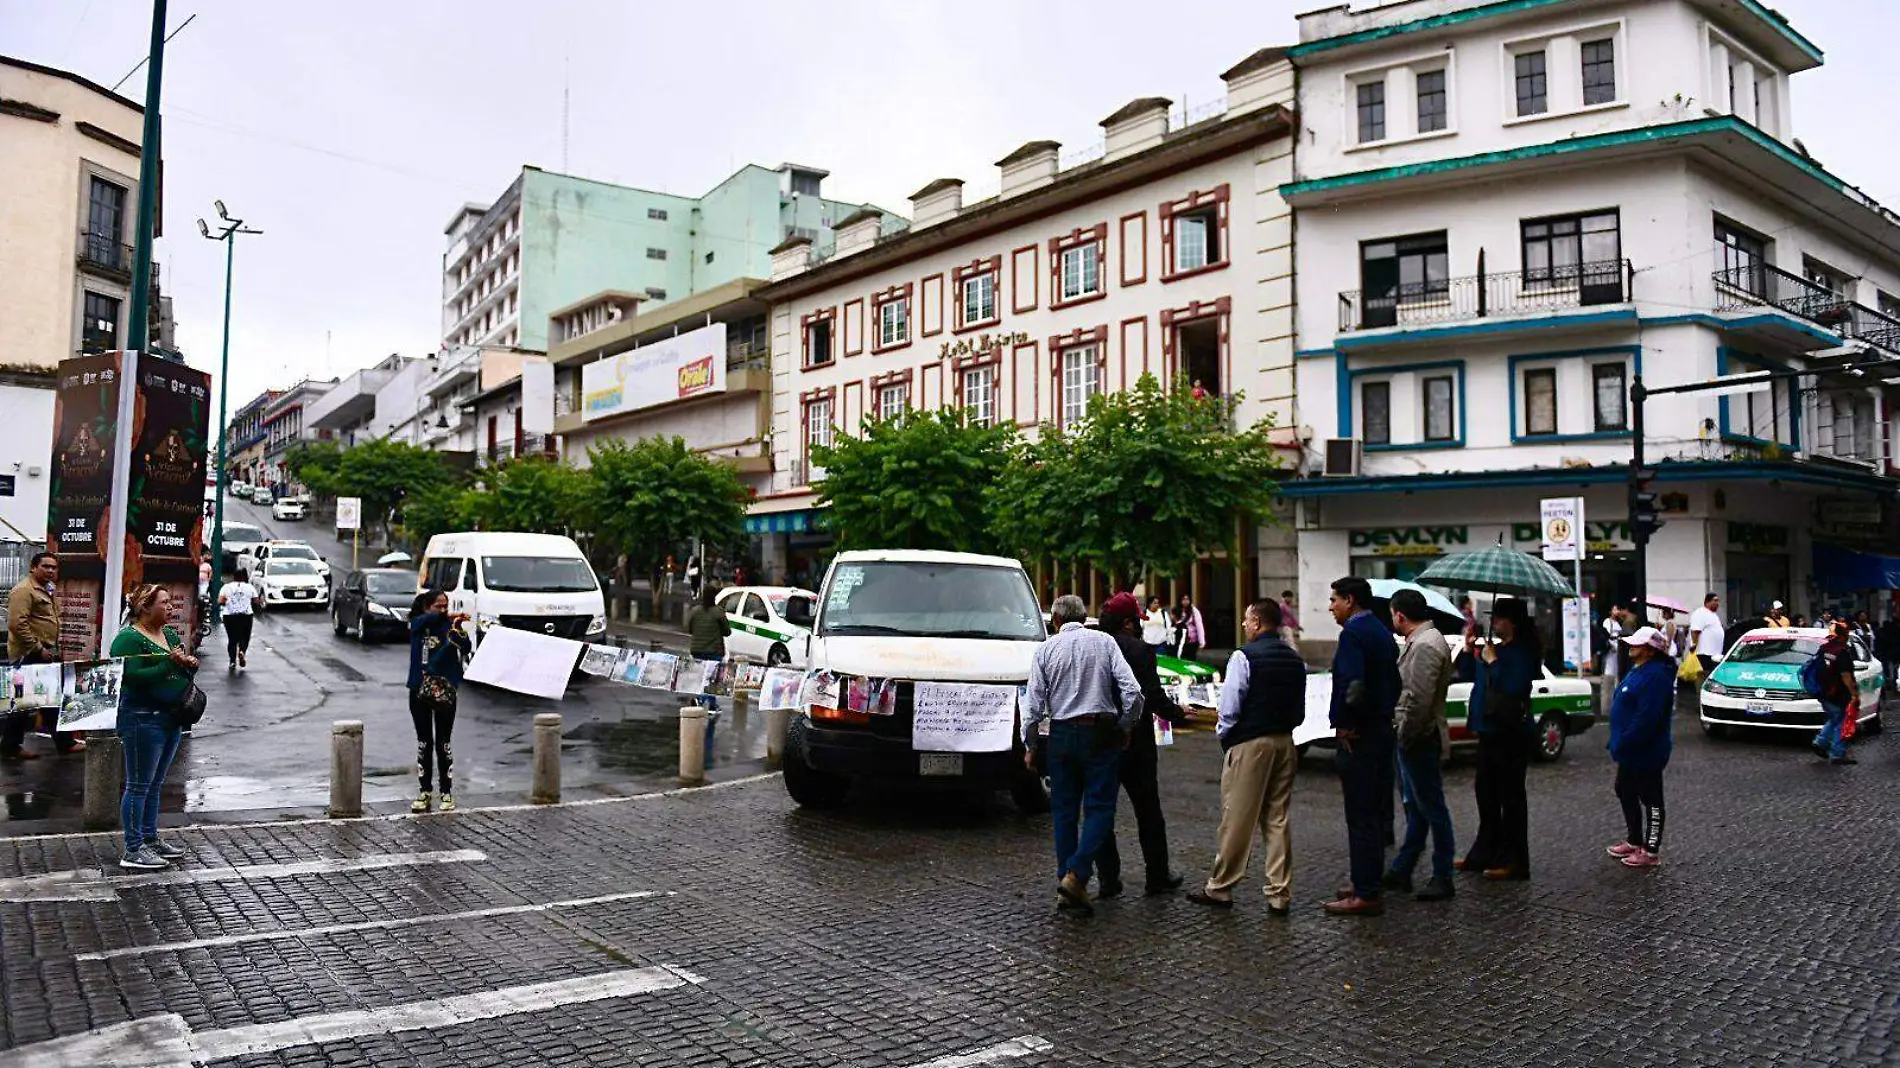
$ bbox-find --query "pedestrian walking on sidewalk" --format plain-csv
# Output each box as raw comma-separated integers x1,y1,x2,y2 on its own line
1811,620,1859,766
685,585,730,711
112,584,198,870
1689,593,1725,675
407,589,471,814
1324,577,1400,917
1187,598,1304,915
1457,597,1539,882
1173,595,1205,662
219,569,256,672
1607,626,1676,869
1093,593,1186,898
7,552,84,758
1022,595,1143,916
1278,590,1302,643
1599,603,1629,704
1384,589,1457,902
1140,596,1174,656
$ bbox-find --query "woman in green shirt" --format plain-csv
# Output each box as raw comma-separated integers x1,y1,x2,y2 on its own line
110,584,199,870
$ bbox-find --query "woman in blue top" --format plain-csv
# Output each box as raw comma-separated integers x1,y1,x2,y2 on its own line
109,584,199,870
407,589,471,814
1456,597,1539,881
1606,626,1676,869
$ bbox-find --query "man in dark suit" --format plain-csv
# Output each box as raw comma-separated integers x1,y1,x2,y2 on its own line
1094,592,1189,897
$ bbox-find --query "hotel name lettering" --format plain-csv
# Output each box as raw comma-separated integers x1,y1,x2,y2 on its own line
939,331,1029,360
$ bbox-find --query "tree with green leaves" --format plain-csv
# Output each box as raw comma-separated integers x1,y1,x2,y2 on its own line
397,483,480,546
990,374,1283,586
811,408,1018,553
283,440,345,499
331,438,454,545
581,436,749,615
461,456,589,538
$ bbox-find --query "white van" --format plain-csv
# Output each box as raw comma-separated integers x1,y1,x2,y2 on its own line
418,532,606,644
780,549,1049,812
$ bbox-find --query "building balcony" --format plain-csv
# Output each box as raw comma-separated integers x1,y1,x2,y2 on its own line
1337,259,1633,349
75,230,134,280
1840,301,1900,356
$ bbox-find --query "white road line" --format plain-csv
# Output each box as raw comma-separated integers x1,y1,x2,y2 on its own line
0,849,486,902
0,965,706,1068
907,1036,1055,1068
75,889,672,961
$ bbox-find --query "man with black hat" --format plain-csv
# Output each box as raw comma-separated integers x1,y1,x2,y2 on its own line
1094,591,1188,897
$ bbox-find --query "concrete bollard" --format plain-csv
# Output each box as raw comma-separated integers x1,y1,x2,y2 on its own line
81,733,125,832
765,702,791,772
329,721,364,819
531,713,563,804
729,686,750,735
678,705,708,786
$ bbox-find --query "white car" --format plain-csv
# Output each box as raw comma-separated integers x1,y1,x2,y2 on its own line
271,497,307,521
1699,627,1885,738
242,540,331,590
256,558,328,608
715,585,818,667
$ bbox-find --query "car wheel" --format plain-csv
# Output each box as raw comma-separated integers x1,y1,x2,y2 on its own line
1534,713,1565,761
355,610,370,643
331,607,346,636
1701,719,1729,740
767,644,790,667
1858,706,1882,736
1008,763,1051,814
781,715,850,809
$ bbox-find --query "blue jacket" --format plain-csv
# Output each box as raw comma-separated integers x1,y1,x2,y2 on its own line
1608,657,1675,770
1468,640,1537,735
407,612,470,691
1330,610,1399,737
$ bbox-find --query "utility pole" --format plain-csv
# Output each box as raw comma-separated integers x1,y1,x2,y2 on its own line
123,0,168,357
200,204,262,624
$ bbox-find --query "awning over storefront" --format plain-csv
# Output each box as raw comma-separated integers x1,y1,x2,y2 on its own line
745,509,824,535
1812,542,1900,591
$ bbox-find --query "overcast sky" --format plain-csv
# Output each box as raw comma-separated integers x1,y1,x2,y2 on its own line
5,0,1896,422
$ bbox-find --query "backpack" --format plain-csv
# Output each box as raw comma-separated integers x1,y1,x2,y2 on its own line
1798,648,1828,698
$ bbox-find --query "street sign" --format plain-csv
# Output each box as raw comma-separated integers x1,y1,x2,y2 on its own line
336,497,362,531
1539,497,1584,562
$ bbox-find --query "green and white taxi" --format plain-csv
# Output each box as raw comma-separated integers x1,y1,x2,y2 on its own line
715,585,818,667
1698,627,1884,739
1156,653,1221,712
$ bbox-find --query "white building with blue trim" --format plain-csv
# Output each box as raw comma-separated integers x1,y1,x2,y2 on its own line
1281,0,1900,641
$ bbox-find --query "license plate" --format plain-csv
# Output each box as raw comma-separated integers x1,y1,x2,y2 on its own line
1745,701,1774,717
918,753,963,777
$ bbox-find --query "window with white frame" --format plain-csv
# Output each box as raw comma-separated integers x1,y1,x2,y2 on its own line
1174,210,1218,272
1356,80,1387,143
962,272,996,325
1422,375,1456,441
876,383,907,422
805,397,834,453
1060,244,1101,301
1416,70,1448,133
1060,345,1101,425
1524,368,1558,436
877,297,910,347
963,366,997,427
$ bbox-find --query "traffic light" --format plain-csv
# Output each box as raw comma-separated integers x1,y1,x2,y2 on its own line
1629,463,1664,544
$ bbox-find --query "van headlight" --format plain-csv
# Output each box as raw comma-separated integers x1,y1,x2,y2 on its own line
586,614,606,635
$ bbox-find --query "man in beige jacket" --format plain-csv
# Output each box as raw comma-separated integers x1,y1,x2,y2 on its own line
1382,588,1455,901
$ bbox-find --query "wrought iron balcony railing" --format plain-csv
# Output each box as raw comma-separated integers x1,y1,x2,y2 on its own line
76,229,133,277
1339,259,1632,333
1713,262,1853,328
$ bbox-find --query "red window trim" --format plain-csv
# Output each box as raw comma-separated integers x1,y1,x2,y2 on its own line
1048,224,1109,310
1047,325,1110,429
843,298,865,357
919,273,945,339
952,255,1004,334
1159,296,1232,393
1119,211,1148,287
870,282,915,355
799,386,838,484
952,358,1002,424
1159,183,1232,283
867,367,915,419
800,307,838,371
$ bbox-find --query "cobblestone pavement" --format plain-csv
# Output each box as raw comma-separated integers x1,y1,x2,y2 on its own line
0,692,1893,1067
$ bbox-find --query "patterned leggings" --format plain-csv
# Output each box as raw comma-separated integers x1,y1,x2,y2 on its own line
408,688,456,794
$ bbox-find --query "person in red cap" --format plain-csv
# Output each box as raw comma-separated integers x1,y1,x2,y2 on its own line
1092,591,1188,896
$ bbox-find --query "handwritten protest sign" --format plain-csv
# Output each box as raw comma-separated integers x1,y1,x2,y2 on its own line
464,627,580,700
911,681,1016,753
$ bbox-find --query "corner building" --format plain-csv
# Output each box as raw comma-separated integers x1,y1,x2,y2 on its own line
1282,0,1900,642
752,50,1301,642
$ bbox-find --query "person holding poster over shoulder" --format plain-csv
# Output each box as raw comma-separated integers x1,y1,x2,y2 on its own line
407,589,471,815
1021,595,1143,916
111,585,198,870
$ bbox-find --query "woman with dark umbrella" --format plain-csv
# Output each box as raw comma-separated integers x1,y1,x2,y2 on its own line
1456,596,1539,881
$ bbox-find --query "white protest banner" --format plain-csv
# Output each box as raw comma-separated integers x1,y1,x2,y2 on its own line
464,626,581,700
758,667,804,711
58,658,122,731
9,663,61,711
1295,673,1336,747
911,682,1017,754
578,644,620,677
520,358,555,435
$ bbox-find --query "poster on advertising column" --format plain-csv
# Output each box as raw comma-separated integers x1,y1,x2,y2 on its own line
46,353,124,660
128,361,213,639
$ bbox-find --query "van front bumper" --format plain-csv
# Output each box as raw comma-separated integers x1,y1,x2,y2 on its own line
802,721,1023,784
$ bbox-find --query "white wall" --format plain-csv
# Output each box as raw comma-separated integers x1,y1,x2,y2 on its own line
0,383,55,542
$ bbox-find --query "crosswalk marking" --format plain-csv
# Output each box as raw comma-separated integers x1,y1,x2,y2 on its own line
0,849,486,902
907,1036,1055,1068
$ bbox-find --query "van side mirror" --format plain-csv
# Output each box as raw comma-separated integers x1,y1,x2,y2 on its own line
784,599,814,628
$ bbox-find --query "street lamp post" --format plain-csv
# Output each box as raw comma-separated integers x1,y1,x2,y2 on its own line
200,204,262,625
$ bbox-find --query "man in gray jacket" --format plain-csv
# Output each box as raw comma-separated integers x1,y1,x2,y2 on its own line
1382,589,1457,901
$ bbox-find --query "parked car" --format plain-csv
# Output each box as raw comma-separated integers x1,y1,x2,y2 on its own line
782,549,1048,812
1699,627,1884,738
256,558,327,608
419,531,607,644
271,497,308,521
714,585,817,667
331,567,418,642
217,520,268,573
241,540,330,591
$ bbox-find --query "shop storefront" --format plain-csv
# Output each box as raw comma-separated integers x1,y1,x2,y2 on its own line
1724,521,1793,619
1345,521,1637,608
747,508,833,589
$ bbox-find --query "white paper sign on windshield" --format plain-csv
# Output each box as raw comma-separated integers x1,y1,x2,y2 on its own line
911,681,1017,753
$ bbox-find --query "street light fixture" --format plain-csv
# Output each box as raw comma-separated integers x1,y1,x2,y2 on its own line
201,204,263,625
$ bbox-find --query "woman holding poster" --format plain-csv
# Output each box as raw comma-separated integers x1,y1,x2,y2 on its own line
407,589,471,814
110,584,199,871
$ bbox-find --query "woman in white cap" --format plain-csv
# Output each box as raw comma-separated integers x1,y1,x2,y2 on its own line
1606,625,1676,869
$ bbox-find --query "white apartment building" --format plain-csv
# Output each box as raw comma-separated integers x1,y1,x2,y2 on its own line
753,49,1299,638
1283,0,1900,640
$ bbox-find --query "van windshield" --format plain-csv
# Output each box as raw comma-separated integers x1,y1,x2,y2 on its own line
480,556,598,594
818,561,1043,641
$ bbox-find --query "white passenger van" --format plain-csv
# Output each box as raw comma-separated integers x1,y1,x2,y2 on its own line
417,532,606,645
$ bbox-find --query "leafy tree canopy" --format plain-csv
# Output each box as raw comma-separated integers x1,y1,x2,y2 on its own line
812,409,1017,554
582,436,749,595
462,456,588,537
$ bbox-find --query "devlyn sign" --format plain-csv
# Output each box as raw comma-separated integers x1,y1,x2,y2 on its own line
1350,522,1635,558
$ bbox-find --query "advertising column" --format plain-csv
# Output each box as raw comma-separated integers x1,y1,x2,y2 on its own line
46,354,123,659
128,359,214,638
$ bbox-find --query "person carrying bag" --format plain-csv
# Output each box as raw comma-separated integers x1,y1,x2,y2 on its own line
110,584,200,870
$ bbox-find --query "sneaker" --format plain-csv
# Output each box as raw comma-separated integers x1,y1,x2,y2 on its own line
410,792,433,814
237,650,246,669
1606,842,1641,858
1830,754,1858,766
1621,849,1661,868
437,794,456,813
146,839,186,861
1811,741,1831,760
119,847,169,871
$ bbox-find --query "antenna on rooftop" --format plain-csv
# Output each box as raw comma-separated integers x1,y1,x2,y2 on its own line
561,53,571,173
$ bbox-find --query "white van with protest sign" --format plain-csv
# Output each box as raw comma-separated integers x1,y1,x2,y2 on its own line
780,549,1050,812
418,532,606,646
